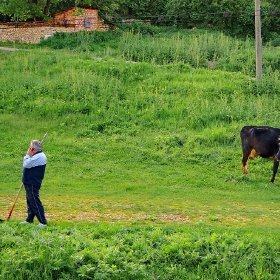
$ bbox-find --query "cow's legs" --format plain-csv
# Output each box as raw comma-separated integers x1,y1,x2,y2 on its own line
249,149,258,159
242,149,252,174
271,160,279,183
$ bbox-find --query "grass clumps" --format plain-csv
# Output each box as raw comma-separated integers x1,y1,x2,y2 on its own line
1,223,279,279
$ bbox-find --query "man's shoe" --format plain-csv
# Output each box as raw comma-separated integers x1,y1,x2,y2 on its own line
38,223,47,227
20,221,30,225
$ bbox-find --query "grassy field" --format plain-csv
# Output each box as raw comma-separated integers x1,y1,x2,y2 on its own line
1,27,280,279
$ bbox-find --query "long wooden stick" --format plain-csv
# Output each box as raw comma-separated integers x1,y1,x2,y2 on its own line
41,132,48,146
6,132,48,221
7,183,24,221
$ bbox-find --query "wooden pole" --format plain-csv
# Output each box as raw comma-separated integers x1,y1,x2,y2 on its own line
255,0,262,81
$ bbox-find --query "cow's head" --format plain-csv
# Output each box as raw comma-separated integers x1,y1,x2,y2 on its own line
276,137,280,161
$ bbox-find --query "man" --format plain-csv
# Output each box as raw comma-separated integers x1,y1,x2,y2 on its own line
21,140,47,227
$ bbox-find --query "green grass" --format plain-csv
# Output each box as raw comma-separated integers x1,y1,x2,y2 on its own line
1,27,280,279
1,222,280,280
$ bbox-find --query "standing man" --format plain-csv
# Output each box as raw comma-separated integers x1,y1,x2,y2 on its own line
21,140,47,227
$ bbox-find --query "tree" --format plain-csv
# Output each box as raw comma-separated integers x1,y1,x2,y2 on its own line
0,0,75,21
43,0,51,14
0,0,33,21
0,0,125,21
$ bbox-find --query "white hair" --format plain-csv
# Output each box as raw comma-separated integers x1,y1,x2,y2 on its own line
31,140,42,150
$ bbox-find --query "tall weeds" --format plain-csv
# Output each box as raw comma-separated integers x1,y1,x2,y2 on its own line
1,46,280,134
120,30,256,73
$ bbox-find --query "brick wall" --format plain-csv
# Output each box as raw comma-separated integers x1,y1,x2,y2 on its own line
52,8,100,31
0,8,109,44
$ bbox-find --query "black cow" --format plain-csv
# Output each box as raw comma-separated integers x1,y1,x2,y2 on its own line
240,126,280,183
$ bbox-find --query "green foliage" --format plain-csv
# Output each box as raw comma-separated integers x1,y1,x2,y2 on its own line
1,223,280,279
116,21,161,36
220,3,280,42
160,0,280,41
118,0,166,18
0,0,49,21
2,28,280,127
119,28,280,76
270,35,280,47
0,0,31,21
38,30,121,50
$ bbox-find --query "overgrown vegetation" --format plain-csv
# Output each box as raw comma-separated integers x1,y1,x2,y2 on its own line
1,223,280,279
1,28,280,279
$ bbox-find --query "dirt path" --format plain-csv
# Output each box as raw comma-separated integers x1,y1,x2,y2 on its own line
0,47,18,51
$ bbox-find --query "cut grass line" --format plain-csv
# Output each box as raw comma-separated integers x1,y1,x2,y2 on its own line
3,195,280,227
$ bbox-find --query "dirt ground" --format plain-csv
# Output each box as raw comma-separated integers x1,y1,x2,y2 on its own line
0,46,18,51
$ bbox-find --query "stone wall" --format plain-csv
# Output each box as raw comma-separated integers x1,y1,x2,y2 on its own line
0,25,75,44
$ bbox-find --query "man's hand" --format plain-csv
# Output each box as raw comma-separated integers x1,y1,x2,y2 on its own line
26,147,33,156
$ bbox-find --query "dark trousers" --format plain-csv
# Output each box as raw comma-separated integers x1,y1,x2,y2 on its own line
24,184,47,224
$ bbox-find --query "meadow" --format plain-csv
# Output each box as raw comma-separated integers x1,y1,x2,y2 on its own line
1,27,280,279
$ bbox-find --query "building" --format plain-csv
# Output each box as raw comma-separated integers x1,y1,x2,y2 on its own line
51,7,108,32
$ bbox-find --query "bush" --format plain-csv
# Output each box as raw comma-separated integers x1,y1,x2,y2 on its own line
270,36,280,47
38,30,121,50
